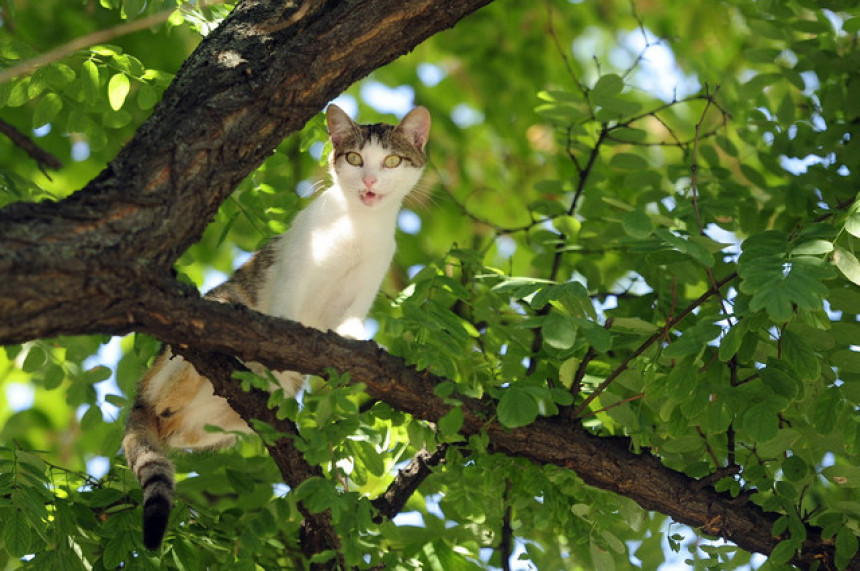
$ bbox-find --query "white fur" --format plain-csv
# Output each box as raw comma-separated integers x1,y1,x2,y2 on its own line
144,107,429,449
260,145,422,335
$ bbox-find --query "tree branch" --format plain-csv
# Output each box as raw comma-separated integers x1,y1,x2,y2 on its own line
72,277,847,571
371,444,447,522
0,0,495,340
0,118,62,171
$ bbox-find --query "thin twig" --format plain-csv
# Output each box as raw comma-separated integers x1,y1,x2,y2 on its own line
576,392,644,419
696,426,720,467
544,1,586,97
689,85,736,329
0,1,227,85
371,444,447,522
690,84,718,236
572,272,738,419
621,1,660,82
570,318,612,402
0,118,63,171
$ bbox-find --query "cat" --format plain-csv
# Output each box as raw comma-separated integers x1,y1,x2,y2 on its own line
122,103,431,550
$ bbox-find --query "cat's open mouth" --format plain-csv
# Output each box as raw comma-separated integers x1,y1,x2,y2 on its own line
359,190,382,206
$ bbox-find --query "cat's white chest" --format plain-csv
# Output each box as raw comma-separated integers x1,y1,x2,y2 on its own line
309,209,361,269
261,187,396,335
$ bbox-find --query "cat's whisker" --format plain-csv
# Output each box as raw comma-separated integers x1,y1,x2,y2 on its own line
405,182,438,212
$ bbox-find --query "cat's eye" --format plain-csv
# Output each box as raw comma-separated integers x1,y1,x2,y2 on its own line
345,152,363,166
383,155,402,168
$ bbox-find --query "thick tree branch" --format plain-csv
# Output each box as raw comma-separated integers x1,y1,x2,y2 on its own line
68,276,848,571
0,0,494,342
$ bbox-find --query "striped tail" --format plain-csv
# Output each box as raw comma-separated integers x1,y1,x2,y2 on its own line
123,399,174,550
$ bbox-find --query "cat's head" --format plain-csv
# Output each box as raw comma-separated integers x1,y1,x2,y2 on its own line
326,104,430,209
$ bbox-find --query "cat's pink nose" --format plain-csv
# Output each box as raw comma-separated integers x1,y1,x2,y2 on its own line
363,175,377,189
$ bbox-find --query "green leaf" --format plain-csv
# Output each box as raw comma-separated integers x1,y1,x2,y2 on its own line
497,387,539,428
780,331,819,381
542,313,577,350
836,526,860,568
590,539,616,571
663,322,721,359
591,74,624,99
760,361,799,401
791,239,833,255
83,365,112,384
684,239,715,267
535,102,586,122
845,213,860,239
595,97,642,121
742,403,778,442
3,513,32,558
609,152,648,170
22,345,47,372
549,387,574,406
137,82,160,110
719,322,745,361
622,209,653,239
574,318,612,352
845,17,860,33
123,0,146,18
661,435,703,454
32,93,63,128
834,247,860,286
740,163,767,189
102,109,132,128
46,63,76,89
80,405,103,431
813,388,842,434
42,363,65,389
103,529,135,567
769,540,797,565
744,48,781,64
832,350,860,374
781,455,807,482
81,59,100,101
108,73,130,111
823,465,860,488
611,317,658,334
751,286,794,322
533,179,565,195
353,440,385,477
171,539,202,571
437,406,464,436
553,215,580,237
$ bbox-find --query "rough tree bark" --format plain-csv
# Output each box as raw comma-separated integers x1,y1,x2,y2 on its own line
0,0,853,569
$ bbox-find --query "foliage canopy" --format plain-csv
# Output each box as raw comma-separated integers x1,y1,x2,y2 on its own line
1,0,859,569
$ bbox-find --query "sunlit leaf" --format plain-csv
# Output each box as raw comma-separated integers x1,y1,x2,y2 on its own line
834,247,860,286
107,73,130,111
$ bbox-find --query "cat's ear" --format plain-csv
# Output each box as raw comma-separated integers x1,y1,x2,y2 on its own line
326,104,359,147
397,106,431,152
